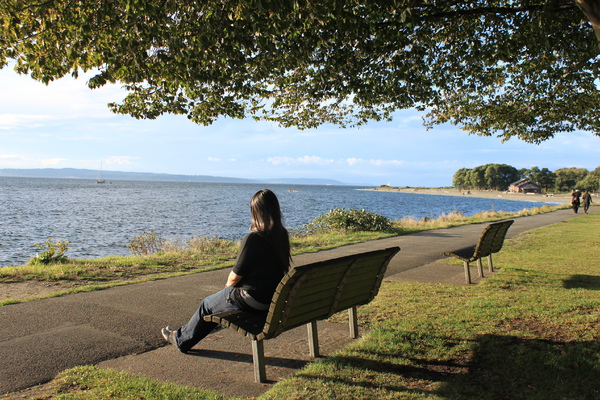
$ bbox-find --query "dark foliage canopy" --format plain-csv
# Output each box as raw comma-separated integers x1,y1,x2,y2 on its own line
2,1,600,143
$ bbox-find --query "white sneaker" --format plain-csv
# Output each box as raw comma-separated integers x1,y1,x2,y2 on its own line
161,326,177,346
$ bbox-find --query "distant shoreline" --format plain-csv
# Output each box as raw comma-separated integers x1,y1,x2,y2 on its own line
363,187,572,205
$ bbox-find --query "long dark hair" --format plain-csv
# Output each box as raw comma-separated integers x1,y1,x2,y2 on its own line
250,189,291,271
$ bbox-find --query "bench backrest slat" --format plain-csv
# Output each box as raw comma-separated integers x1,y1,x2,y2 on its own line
332,252,394,313
490,220,514,254
264,259,351,334
473,220,514,259
263,259,356,337
260,247,400,340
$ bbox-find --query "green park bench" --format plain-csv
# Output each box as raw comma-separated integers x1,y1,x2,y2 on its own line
204,246,401,382
442,220,514,284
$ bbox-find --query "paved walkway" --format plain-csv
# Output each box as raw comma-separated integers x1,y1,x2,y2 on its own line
0,208,593,397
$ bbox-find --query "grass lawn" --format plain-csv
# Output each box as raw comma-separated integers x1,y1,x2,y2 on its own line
5,209,599,399
261,213,600,399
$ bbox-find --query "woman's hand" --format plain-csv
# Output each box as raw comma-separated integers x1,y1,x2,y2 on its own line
226,271,242,287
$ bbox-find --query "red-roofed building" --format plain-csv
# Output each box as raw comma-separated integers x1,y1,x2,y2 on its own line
509,179,542,194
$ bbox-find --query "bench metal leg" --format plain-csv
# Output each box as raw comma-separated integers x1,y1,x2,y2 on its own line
463,261,472,284
477,258,484,278
487,253,494,272
307,321,319,357
252,339,267,383
348,306,359,338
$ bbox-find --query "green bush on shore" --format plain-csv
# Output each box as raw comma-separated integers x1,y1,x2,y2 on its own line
28,238,70,265
300,208,393,233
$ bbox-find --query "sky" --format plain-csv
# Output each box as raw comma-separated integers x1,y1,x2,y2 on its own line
1,67,598,187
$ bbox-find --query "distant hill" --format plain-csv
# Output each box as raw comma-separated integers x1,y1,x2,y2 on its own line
0,168,351,186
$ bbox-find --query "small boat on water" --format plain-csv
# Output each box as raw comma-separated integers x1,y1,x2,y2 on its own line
96,163,106,183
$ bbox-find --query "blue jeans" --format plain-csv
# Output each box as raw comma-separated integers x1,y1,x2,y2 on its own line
176,286,241,353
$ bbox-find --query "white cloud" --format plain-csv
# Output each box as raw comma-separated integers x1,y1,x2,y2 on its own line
207,157,237,163
396,113,424,126
0,154,71,168
0,114,57,129
41,158,69,166
105,156,137,166
0,154,30,166
267,156,334,166
298,155,334,165
345,158,405,167
0,68,128,127
266,157,294,166
370,159,404,166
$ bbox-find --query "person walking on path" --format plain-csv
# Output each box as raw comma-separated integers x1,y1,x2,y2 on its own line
571,190,581,213
161,189,291,353
582,190,593,213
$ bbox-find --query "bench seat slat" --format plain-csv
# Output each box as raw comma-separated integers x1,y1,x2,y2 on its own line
207,310,268,338
442,245,477,262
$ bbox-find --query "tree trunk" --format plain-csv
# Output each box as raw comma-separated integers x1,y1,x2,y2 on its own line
575,0,600,48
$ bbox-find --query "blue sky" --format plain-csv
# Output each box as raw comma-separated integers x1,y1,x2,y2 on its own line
1,67,598,187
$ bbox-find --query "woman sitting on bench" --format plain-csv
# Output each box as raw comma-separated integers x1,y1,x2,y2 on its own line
161,189,291,353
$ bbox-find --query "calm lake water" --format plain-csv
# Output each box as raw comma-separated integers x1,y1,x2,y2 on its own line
0,177,559,266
